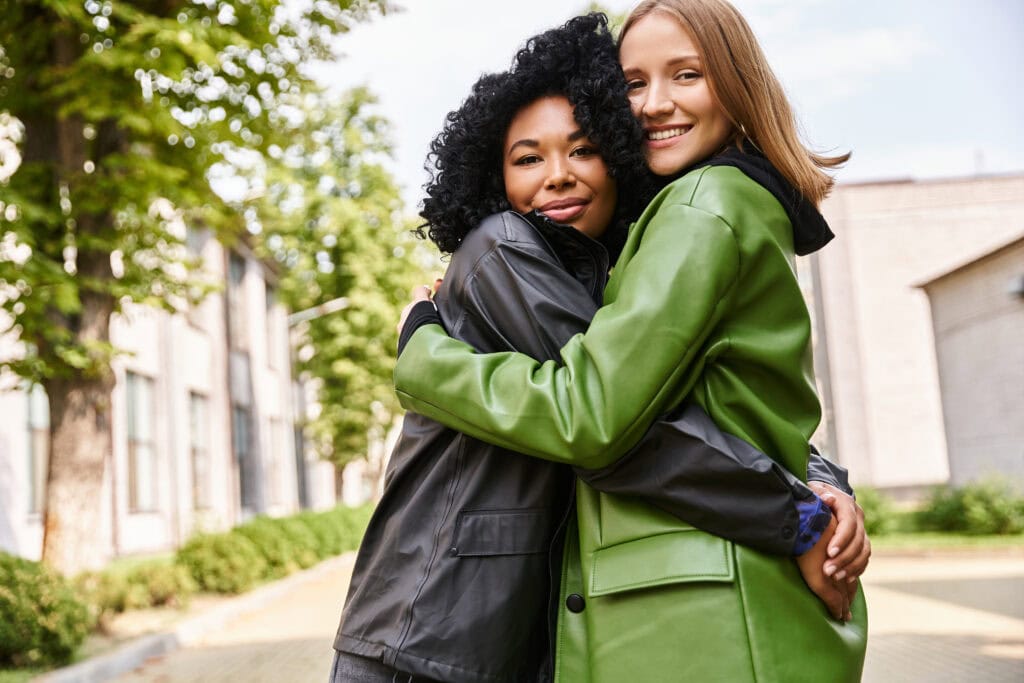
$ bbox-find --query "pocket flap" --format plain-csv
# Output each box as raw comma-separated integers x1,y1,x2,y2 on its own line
589,529,735,597
453,508,552,557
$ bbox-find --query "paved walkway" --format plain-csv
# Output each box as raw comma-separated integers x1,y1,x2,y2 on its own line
108,551,1023,682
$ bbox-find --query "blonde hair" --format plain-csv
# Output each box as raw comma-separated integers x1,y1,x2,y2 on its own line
620,0,848,205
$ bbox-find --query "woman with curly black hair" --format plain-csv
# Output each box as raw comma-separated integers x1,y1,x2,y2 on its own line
332,13,859,683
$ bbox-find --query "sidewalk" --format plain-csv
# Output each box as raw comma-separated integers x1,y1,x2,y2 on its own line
860,552,1024,682
39,548,1024,682
107,553,355,683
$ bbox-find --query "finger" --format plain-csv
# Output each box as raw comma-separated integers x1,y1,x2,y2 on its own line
828,524,866,577
826,503,854,563
410,284,432,301
844,537,872,580
432,278,443,293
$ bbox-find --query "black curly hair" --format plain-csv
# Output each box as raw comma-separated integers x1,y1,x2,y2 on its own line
419,13,653,257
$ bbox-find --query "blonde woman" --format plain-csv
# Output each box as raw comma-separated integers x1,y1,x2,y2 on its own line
395,1,868,680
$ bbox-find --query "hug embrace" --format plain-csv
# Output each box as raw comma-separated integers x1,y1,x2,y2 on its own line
332,1,870,681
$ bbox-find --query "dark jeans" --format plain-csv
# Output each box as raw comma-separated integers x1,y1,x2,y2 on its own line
329,651,440,683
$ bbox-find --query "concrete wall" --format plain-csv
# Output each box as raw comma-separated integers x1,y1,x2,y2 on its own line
816,174,1024,490
922,239,1024,487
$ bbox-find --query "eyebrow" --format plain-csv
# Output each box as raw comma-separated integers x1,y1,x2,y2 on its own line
507,129,587,157
622,54,701,77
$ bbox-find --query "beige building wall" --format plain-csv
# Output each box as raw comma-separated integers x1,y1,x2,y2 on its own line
816,174,1024,490
0,231,328,563
921,238,1024,486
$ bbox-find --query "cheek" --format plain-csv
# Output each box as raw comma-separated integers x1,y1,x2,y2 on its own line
503,174,533,212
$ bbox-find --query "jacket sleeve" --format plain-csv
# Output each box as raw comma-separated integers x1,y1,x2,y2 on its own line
456,233,811,555
395,203,740,469
807,446,855,495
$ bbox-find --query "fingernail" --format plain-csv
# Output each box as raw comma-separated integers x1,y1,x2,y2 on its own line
835,570,846,581
847,576,858,584
845,611,852,622
824,563,835,576
828,546,839,558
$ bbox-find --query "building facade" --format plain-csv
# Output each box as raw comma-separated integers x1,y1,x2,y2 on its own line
812,173,1024,495
0,230,334,562
919,237,1024,487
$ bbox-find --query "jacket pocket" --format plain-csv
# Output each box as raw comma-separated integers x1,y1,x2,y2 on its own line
588,528,735,597
452,508,552,557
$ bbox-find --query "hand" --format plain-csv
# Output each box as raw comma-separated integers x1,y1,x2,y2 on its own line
795,514,854,621
396,284,434,335
808,481,872,586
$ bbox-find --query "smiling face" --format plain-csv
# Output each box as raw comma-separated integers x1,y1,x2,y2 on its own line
502,96,617,239
619,11,734,177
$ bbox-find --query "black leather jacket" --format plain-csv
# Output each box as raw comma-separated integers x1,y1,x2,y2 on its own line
334,212,850,683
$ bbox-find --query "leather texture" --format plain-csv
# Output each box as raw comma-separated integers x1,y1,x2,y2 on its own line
395,166,868,681
339,211,847,682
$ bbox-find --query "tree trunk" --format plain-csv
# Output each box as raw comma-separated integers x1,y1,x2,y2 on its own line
36,23,120,576
42,370,115,575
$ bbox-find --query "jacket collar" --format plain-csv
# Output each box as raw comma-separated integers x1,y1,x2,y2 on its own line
694,144,835,256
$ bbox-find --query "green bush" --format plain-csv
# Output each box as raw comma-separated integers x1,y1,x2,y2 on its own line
176,533,267,594
234,517,302,579
918,479,1024,535
323,504,374,551
0,552,92,667
131,563,197,607
77,560,197,621
854,487,894,535
296,512,345,559
269,517,320,569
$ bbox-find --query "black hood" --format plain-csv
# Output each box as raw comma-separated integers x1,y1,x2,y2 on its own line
695,145,834,256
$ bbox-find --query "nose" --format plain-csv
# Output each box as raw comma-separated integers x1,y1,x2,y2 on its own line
545,157,576,190
641,79,674,119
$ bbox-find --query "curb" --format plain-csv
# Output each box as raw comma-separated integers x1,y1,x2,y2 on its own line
33,552,355,683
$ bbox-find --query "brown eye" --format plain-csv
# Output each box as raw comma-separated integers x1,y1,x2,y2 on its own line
514,154,541,166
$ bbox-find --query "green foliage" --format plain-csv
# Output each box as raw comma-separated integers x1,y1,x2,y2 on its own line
294,511,346,559
271,517,321,569
176,532,266,594
234,517,302,579
76,560,196,627
251,89,433,468
853,487,894,535
1,0,389,383
0,552,91,668
917,479,1024,535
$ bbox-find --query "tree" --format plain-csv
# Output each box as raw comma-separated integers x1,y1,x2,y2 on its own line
247,86,430,474
0,0,389,575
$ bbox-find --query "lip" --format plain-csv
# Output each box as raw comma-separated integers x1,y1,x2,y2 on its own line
645,124,692,149
537,197,588,223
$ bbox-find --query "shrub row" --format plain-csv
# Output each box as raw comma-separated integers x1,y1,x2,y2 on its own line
0,503,373,669
857,478,1024,536
916,479,1024,535
177,503,373,594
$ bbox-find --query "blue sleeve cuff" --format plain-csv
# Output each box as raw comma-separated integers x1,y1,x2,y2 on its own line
792,494,832,555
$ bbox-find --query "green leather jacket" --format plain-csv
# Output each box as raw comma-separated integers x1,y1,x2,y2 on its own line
395,165,866,682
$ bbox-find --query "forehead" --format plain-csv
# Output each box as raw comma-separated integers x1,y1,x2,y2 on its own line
620,11,699,67
504,96,578,145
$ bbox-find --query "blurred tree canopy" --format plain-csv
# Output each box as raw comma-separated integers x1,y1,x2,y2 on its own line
0,0,417,575
249,87,428,470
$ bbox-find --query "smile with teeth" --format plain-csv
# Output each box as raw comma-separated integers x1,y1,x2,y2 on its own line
647,126,690,141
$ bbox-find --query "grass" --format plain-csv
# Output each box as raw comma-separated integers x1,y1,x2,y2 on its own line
0,669,46,683
872,531,1024,551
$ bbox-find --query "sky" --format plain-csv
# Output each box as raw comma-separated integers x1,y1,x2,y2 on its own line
313,0,1024,212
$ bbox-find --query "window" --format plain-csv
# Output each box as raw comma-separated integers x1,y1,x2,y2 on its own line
233,404,258,510
227,252,249,351
26,384,49,514
265,282,279,370
126,372,158,512
189,392,212,510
